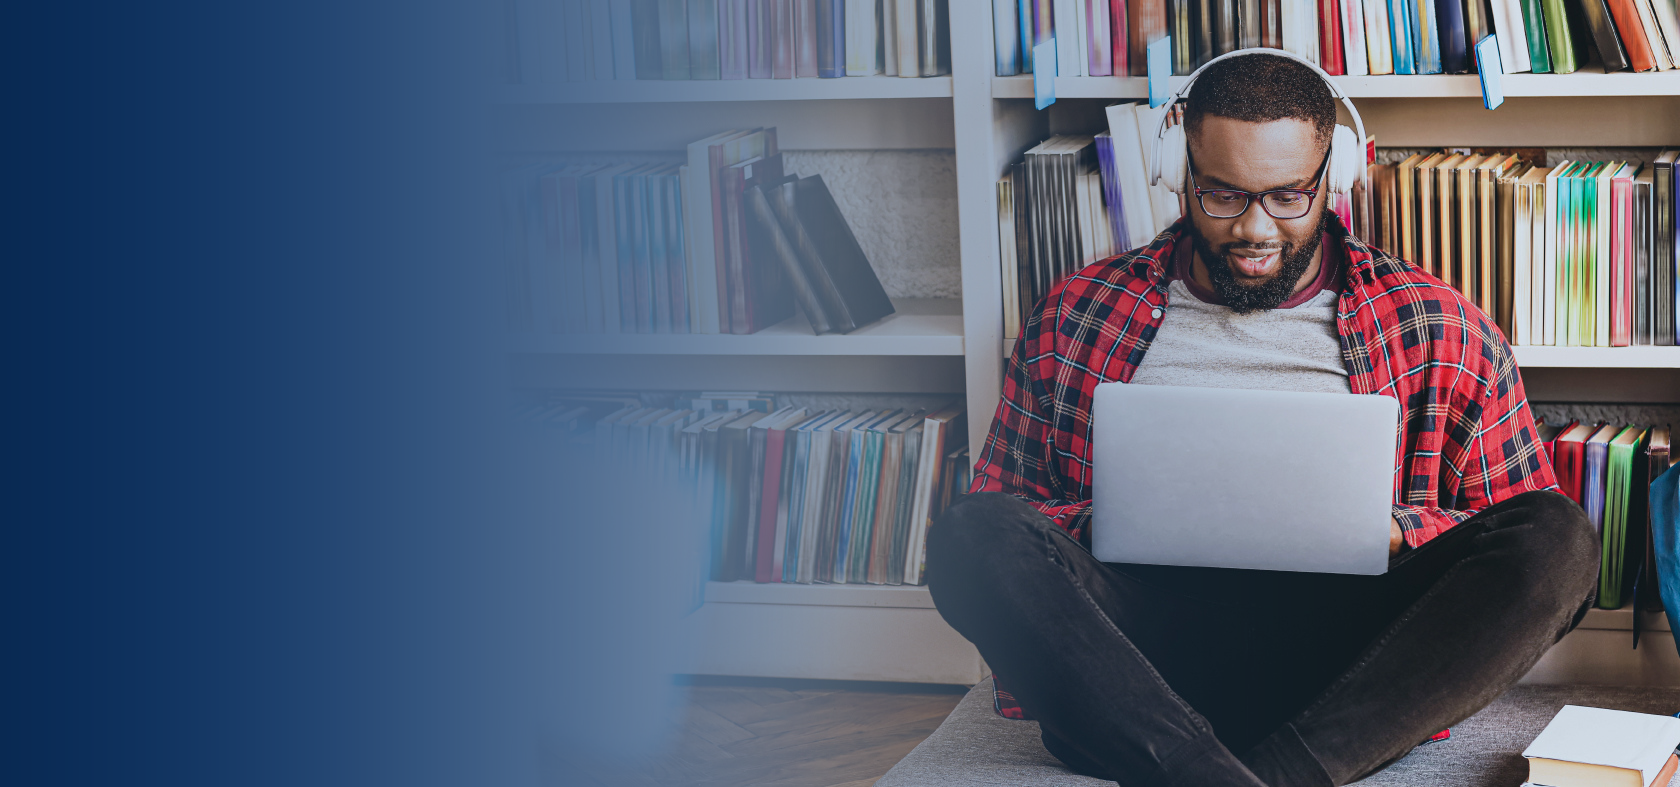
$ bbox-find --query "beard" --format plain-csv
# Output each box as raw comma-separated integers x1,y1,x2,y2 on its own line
1188,212,1327,314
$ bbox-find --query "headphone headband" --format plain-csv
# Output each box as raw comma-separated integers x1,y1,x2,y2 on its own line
1148,47,1371,239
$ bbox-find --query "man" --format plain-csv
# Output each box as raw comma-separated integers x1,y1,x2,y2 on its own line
926,54,1598,787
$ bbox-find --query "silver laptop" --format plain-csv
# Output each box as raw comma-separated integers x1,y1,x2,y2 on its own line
1090,383,1400,575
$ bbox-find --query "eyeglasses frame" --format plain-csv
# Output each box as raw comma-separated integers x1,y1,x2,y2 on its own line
1187,149,1331,221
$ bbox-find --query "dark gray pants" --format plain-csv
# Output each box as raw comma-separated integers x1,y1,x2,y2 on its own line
925,491,1599,787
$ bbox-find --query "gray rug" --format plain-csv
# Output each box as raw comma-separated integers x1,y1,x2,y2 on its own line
876,678,1680,786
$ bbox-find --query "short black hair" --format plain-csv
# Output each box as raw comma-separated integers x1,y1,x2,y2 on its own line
1183,53,1337,148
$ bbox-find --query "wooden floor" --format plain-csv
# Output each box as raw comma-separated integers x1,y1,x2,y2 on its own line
550,677,968,787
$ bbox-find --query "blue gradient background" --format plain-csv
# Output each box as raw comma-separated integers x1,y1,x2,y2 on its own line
10,2,685,784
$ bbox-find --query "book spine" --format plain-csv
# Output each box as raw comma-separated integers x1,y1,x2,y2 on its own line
749,185,836,332
665,173,691,333
719,166,751,333
631,0,664,78
774,0,796,76
689,0,722,78
895,0,918,76
1128,0,1166,74
589,0,616,79
1388,0,1414,73
1517,0,1550,71
817,0,845,76
1239,0,1262,47
708,145,735,330
768,180,857,330
794,0,820,76
1411,0,1442,72
721,0,749,78
565,0,592,80
1539,0,1576,72
996,0,1022,74
1364,0,1392,73
659,0,693,79
595,171,622,333
922,0,949,75
755,428,787,583
846,0,880,74
631,173,656,333
579,177,606,332
1605,0,1658,71
747,0,768,77
614,174,639,330
1342,0,1369,75
1579,0,1632,71
647,171,673,333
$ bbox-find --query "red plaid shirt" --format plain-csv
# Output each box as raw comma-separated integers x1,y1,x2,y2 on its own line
974,217,1557,720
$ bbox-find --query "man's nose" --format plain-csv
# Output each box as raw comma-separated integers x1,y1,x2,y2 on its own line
1229,199,1281,245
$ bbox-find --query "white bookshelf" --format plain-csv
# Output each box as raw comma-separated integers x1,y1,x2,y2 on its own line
510,298,962,356
1512,346,1680,368
514,6,1680,686
499,75,953,104
991,67,1680,99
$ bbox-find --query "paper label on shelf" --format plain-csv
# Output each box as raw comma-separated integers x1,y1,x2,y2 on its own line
1033,40,1056,109
1147,37,1171,108
1475,35,1504,110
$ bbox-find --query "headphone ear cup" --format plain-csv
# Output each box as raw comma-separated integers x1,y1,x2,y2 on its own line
1156,123,1188,195
1326,124,1361,193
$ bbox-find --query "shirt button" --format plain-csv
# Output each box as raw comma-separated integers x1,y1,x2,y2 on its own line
1151,308,1163,319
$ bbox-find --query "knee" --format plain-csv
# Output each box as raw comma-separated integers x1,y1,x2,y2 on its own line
1501,490,1599,600
926,493,1051,577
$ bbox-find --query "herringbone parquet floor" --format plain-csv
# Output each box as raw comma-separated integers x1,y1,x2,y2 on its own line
549,678,968,787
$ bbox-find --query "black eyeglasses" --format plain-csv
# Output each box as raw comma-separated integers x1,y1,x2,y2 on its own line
1188,151,1329,221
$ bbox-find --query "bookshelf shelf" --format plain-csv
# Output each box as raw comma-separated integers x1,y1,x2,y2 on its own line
990,68,1680,100
1510,346,1680,368
498,76,954,104
510,298,963,356
1004,339,1680,369
704,580,934,608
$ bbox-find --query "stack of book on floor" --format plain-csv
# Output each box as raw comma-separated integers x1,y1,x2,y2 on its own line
1541,421,1673,610
501,126,894,336
1522,705,1680,787
521,392,971,585
992,0,1680,76
511,0,950,84
1366,148,1678,346
996,105,1184,340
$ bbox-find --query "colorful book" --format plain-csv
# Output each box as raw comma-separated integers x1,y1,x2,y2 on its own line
1600,426,1648,609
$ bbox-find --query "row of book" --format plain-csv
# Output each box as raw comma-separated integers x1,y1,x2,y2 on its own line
1365,149,1679,346
524,392,970,585
996,105,1178,340
993,0,1680,76
500,127,895,335
510,0,950,84
1543,421,1673,610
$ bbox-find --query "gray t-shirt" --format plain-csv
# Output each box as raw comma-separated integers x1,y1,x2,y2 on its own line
1129,240,1352,394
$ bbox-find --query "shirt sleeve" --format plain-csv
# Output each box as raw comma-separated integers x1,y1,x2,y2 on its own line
1392,329,1560,549
968,301,1094,545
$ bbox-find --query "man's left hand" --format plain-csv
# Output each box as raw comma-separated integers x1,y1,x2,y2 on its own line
1390,518,1404,556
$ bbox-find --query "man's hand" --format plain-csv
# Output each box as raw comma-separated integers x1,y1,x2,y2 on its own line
1390,517,1404,556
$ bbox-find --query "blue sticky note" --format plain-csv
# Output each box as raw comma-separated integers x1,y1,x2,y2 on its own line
1147,37,1172,108
1033,39,1056,110
1474,35,1504,110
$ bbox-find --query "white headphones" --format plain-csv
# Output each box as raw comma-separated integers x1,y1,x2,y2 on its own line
1148,48,1370,238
